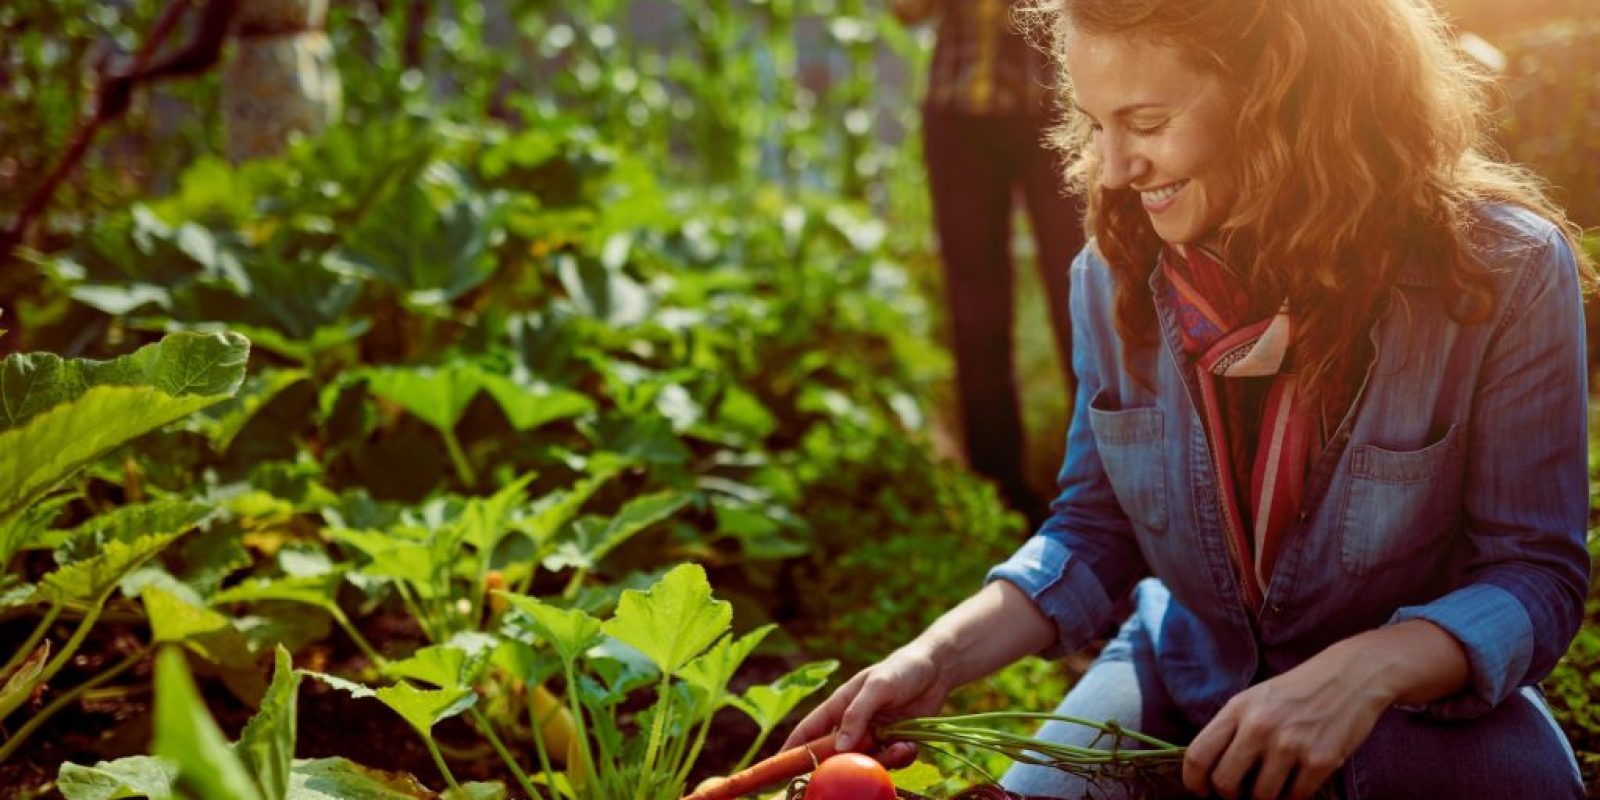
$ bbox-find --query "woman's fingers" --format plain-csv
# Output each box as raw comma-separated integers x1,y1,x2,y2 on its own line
880,742,919,768
780,670,867,749
1285,756,1340,800
1207,722,1265,799
836,672,896,750
1248,751,1295,800
1182,703,1237,795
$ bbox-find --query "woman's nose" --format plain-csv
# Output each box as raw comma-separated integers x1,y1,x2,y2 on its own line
1097,133,1146,190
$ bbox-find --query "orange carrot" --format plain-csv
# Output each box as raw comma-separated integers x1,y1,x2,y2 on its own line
681,731,880,800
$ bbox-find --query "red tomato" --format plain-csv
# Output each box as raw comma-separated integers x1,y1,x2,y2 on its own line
804,753,897,800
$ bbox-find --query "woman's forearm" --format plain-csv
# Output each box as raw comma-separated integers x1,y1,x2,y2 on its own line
1329,619,1471,706
906,580,1057,690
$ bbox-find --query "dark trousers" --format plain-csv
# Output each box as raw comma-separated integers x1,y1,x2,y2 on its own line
922,107,1085,526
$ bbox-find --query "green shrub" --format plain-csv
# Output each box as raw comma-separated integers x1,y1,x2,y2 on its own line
1498,21,1600,230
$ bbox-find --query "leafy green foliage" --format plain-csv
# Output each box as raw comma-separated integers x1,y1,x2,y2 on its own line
1499,21,1600,229
57,756,180,800
0,333,248,525
602,563,731,677
237,648,299,800
58,646,505,800
493,564,834,800
151,647,263,800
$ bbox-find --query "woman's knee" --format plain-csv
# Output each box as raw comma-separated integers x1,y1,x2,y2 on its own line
1343,688,1582,800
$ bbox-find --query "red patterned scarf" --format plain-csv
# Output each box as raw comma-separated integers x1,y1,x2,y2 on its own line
1161,243,1315,611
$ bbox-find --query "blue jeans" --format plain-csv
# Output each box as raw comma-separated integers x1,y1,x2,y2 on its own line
1000,615,1584,799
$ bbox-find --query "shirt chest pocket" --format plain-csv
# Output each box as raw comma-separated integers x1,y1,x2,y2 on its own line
1337,424,1465,575
1087,390,1169,534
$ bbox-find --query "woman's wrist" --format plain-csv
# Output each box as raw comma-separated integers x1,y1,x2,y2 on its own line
1329,620,1471,708
908,580,1056,690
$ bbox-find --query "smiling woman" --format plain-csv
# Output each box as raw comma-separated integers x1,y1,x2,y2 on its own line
1062,31,1238,247
783,0,1597,798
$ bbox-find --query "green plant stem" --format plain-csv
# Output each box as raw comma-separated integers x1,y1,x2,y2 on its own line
638,671,672,789
394,581,441,644
441,428,477,487
560,567,588,601
730,722,773,775
561,659,599,799
0,593,107,721
667,692,721,789
0,645,147,764
0,601,60,680
329,606,387,667
470,706,540,800
423,735,462,792
887,711,1184,751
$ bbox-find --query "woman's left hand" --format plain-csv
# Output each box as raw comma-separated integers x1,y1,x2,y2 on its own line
1180,645,1389,799
1181,620,1470,800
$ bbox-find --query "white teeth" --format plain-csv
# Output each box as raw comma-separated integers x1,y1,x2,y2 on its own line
1141,180,1187,204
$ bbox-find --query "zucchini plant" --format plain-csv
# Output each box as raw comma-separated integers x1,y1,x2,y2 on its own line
0,332,250,762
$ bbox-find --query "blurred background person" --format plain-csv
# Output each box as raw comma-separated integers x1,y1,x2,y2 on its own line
893,0,1086,528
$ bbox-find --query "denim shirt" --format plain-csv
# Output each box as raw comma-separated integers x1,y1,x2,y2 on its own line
988,203,1592,725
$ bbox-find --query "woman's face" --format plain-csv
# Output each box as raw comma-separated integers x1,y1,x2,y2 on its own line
1064,27,1239,245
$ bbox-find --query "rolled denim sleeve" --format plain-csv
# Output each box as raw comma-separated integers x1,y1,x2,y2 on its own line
1386,226,1592,719
987,247,1152,658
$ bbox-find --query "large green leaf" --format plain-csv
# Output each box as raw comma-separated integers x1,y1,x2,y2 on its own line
53,500,211,564
56,754,490,800
57,756,179,800
211,573,344,614
677,624,773,710
362,364,481,433
543,491,690,573
729,659,839,733
0,491,74,569
0,332,249,524
151,647,264,800
373,683,477,739
600,563,730,677
512,454,626,550
237,647,300,800
440,784,507,800
330,529,436,595
382,636,494,690
284,757,445,799
304,657,477,740
35,532,183,605
496,593,604,666
458,473,535,557
340,178,505,307
142,586,260,694
476,372,593,432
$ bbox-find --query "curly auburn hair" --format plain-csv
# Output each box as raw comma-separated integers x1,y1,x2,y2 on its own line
1018,0,1595,397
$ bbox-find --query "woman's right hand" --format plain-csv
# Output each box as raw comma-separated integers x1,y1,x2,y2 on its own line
779,642,951,768
782,581,1057,767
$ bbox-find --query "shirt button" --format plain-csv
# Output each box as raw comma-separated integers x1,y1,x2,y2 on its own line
1297,510,1309,523
1269,603,1285,615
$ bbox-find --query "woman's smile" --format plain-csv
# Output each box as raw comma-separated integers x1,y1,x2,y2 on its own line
1139,179,1190,213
